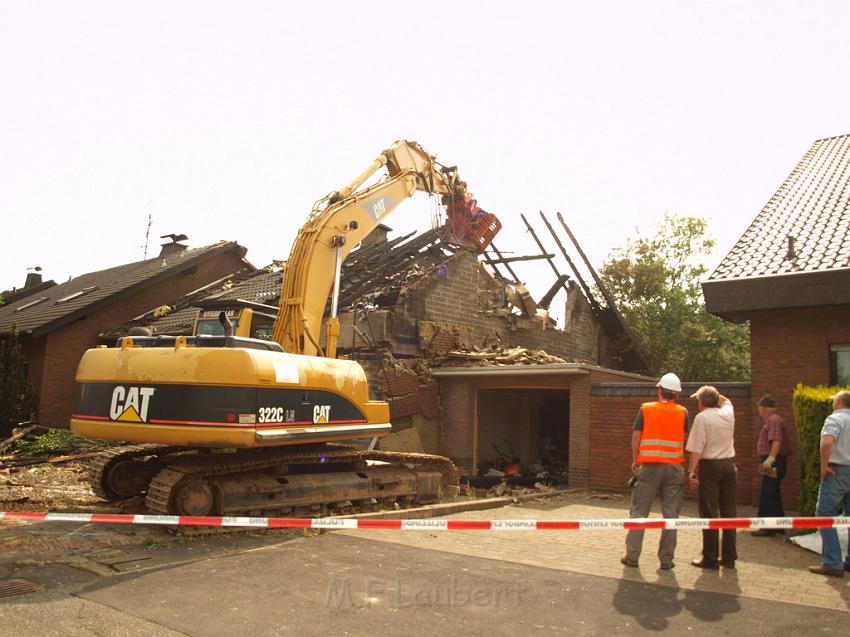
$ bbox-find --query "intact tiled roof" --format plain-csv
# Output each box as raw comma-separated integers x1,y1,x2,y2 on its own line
0,242,248,336
709,134,850,281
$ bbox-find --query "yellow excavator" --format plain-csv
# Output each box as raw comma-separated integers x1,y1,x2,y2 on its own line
70,140,500,516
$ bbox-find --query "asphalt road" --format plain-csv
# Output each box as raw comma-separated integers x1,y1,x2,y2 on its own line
1,533,846,636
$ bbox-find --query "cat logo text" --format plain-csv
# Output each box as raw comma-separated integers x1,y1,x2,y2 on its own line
109,386,156,422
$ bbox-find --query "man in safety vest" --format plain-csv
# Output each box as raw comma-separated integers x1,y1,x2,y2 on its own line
622,372,690,570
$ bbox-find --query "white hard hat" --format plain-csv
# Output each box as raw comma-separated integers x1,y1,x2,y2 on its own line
657,372,682,393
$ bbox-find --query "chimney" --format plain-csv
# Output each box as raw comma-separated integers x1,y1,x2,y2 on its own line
158,233,189,258
24,272,43,288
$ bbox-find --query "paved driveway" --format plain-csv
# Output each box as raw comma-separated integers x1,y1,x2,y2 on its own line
343,492,850,612
0,492,847,635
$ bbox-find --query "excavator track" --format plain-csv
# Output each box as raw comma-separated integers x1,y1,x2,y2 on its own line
86,444,190,501
143,443,458,517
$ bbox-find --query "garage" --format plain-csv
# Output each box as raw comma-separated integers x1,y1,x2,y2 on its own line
476,388,570,484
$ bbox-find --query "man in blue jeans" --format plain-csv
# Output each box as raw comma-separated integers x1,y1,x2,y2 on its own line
809,390,850,577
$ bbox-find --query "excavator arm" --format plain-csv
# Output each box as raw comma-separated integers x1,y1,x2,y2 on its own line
272,140,492,358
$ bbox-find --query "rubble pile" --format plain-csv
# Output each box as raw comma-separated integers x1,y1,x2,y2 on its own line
439,346,590,367
0,426,107,512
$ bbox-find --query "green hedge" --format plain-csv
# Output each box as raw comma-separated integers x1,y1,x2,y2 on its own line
792,384,848,515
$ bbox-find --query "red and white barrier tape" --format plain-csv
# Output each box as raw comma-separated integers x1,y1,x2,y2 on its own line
1,512,848,530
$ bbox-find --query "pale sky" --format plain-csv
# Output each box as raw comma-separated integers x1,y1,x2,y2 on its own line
2,1,848,321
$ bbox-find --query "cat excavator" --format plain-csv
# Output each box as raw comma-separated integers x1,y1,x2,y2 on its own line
70,140,500,517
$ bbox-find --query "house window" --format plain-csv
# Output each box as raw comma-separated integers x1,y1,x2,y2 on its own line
831,345,850,387
15,296,49,312
55,286,98,304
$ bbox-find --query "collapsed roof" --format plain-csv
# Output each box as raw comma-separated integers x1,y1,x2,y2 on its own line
101,222,647,373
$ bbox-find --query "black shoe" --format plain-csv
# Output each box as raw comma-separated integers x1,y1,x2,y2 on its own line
691,557,719,570
844,563,850,573
750,529,776,537
721,560,736,569
620,556,638,568
659,562,674,570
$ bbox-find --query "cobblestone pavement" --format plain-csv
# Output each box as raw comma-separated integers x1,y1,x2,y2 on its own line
343,493,850,613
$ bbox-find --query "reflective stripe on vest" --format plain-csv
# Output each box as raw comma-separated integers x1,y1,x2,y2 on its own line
637,401,687,464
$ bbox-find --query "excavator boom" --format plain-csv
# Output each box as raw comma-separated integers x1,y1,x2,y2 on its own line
273,140,494,357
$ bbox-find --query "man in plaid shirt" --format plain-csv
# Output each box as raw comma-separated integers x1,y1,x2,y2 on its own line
751,394,793,537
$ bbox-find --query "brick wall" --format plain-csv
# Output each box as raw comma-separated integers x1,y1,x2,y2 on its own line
30,252,247,427
439,378,476,472
568,375,591,486
590,382,757,505
748,304,850,509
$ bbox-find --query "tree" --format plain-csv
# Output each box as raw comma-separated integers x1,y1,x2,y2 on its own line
599,213,750,382
0,325,38,437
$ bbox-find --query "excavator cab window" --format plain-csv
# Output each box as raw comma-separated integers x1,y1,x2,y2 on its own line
194,308,242,337
250,313,275,341
195,317,238,337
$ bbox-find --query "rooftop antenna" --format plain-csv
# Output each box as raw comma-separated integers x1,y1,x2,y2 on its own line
142,211,153,259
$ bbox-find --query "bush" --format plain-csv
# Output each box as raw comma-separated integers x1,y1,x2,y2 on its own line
14,428,87,457
1,326,39,438
792,384,848,515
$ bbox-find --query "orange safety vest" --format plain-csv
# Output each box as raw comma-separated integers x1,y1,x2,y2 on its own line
637,401,688,464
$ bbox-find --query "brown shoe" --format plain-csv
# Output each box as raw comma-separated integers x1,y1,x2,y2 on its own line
809,565,844,577
691,557,719,570
620,556,638,567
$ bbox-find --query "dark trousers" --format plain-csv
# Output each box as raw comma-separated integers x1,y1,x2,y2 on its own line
757,454,787,518
697,458,738,564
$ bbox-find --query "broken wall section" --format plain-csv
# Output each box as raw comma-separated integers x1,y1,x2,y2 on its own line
396,250,613,363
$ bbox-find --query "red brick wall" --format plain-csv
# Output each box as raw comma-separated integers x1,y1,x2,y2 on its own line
590,383,757,505
568,375,591,486
32,252,247,427
440,378,476,473
749,305,850,509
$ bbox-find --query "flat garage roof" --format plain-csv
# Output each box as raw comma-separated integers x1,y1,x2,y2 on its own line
431,363,655,380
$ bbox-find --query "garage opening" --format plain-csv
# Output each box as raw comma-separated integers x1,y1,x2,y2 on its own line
474,388,570,486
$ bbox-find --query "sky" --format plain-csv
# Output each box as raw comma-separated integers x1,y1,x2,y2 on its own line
1,1,848,322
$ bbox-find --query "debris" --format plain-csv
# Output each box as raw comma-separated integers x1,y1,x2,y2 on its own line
0,425,35,453
441,346,583,367
377,427,425,454
0,451,108,471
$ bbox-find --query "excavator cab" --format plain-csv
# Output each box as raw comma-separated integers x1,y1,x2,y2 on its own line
193,305,277,341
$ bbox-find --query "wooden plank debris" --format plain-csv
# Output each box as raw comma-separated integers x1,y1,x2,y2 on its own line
0,425,35,454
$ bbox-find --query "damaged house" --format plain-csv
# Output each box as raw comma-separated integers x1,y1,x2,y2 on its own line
106,216,650,489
